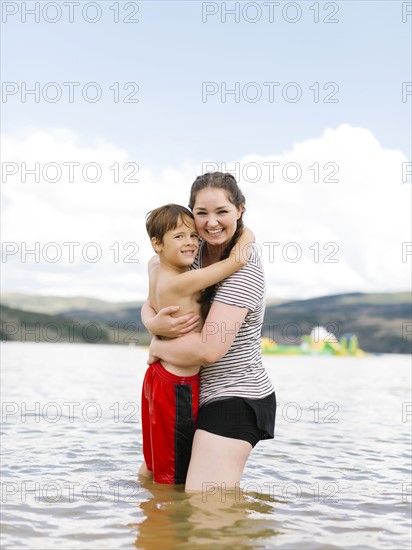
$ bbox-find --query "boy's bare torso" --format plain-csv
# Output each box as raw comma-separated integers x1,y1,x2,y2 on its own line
149,261,203,376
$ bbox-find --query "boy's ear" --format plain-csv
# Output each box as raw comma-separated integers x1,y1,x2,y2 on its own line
151,237,163,254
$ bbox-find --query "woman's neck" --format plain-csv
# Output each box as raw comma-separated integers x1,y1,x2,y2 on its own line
202,242,225,266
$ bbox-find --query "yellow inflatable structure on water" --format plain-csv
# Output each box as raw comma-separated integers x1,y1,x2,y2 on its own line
261,326,366,356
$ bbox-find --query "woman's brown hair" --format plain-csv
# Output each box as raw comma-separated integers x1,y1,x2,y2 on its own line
189,172,246,317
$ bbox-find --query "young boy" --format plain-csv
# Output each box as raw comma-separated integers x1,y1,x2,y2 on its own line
139,203,252,484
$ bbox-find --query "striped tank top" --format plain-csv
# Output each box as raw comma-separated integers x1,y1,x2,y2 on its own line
192,240,274,407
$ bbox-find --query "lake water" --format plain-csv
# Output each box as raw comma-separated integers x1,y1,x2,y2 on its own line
1,342,411,549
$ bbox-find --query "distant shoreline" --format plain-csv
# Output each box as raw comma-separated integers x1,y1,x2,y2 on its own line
1,291,411,354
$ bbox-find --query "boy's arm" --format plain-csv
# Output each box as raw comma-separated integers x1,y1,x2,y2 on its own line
141,256,159,335
170,227,255,297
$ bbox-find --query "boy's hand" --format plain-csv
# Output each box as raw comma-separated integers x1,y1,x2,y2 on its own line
147,306,200,338
242,226,255,243
230,226,255,264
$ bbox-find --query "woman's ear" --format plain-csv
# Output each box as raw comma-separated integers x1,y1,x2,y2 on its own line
237,203,245,219
151,237,163,254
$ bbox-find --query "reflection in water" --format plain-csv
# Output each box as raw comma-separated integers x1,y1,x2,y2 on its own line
131,481,192,549
132,479,281,549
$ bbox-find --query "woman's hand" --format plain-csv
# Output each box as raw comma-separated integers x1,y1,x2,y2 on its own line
147,337,160,365
146,306,200,338
145,301,249,367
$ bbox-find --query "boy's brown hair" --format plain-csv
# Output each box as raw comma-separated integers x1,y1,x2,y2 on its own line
145,204,194,245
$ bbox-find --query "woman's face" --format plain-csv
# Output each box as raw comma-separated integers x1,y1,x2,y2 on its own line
192,188,243,247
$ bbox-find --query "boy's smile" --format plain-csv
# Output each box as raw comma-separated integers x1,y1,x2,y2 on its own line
152,216,199,269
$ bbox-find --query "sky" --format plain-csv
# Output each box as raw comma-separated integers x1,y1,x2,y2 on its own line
1,0,411,302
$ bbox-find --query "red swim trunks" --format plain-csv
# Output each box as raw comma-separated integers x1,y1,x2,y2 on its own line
141,361,199,484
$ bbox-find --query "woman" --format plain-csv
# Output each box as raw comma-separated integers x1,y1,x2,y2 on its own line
142,172,276,491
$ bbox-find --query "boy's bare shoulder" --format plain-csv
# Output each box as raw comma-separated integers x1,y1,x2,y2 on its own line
147,255,159,273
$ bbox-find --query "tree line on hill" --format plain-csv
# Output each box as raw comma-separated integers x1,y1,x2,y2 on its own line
1,292,411,354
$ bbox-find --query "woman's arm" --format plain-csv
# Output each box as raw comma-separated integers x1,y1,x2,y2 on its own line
141,299,156,333
150,301,248,366
140,255,199,337
141,299,200,337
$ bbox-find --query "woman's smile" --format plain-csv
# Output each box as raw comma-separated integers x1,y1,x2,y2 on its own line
192,188,242,247
205,228,223,235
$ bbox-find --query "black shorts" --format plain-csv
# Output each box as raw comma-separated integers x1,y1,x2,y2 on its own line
196,392,276,448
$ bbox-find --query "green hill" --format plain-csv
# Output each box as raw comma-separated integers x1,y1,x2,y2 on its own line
0,304,151,346
0,291,140,314
263,292,411,354
1,291,411,353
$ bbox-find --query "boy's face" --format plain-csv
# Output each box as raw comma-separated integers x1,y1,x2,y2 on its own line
152,216,199,267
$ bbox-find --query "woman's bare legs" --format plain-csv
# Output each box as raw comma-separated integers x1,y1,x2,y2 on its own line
185,430,252,492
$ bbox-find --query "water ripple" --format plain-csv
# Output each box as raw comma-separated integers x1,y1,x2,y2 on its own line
1,343,411,549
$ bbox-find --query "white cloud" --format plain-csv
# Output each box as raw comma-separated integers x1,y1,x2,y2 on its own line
1,124,410,301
